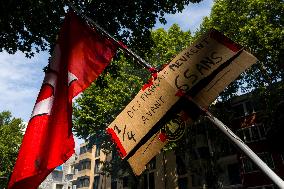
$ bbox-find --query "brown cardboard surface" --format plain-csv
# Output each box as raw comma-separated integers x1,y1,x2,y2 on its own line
195,51,257,107
128,50,257,175
128,133,163,175
107,31,240,159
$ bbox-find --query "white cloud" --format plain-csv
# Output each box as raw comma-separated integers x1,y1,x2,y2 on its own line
0,1,214,121
0,51,85,148
154,0,213,33
0,51,48,121
0,0,213,149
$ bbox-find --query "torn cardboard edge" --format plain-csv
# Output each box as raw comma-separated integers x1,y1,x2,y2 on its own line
106,128,127,157
209,29,242,52
123,49,244,159
127,50,258,175
106,29,246,160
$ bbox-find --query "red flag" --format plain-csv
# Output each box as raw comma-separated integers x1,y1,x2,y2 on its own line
8,11,117,189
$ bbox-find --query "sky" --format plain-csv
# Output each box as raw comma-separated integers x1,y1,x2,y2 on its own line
0,0,213,147
155,0,213,32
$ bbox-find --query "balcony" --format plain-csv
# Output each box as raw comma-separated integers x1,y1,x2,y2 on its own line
51,171,63,182
77,169,91,178
78,151,92,160
76,176,90,189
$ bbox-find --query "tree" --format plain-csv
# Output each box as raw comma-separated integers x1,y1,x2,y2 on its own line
73,55,147,151
73,25,192,177
0,0,201,58
146,24,192,66
0,111,24,188
196,0,283,100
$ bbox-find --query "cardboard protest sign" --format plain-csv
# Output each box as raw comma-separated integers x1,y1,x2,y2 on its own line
128,50,257,175
106,29,244,159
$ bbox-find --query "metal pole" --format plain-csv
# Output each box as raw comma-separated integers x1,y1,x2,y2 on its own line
204,110,284,188
67,2,155,71
181,95,284,188
67,2,284,187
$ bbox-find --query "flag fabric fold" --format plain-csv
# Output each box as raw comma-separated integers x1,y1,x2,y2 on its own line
8,11,117,189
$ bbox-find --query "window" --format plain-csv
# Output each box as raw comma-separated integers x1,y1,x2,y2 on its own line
242,157,258,173
142,172,155,189
79,159,91,171
232,100,256,117
227,163,241,185
260,153,274,169
95,159,100,173
93,176,100,189
79,145,91,155
147,157,156,170
77,177,90,188
123,176,129,187
176,155,187,175
251,126,260,141
242,152,274,173
111,181,117,189
95,144,101,157
149,172,155,189
233,103,246,117
197,146,210,159
219,141,237,156
80,146,86,154
143,174,148,189
55,184,64,189
67,165,74,174
243,128,252,142
245,101,254,115
178,177,188,189
52,171,63,181
83,178,90,187
237,124,267,143
85,161,90,170
191,174,201,187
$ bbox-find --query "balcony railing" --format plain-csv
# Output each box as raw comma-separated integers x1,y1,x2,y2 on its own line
76,169,91,178
78,151,92,160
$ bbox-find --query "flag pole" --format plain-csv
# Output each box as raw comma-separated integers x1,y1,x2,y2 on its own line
67,2,284,187
187,98,284,189
206,114,284,188
67,2,155,71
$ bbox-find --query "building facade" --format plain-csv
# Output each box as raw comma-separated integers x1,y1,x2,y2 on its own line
134,93,284,189
39,154,76,189
40,92,284,189
231,95,284,188
72,143,112,189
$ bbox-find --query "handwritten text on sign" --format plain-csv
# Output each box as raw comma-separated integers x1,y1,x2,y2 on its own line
128,50,258,175
107,31,241,158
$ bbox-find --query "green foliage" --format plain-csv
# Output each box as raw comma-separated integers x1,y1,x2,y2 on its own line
73,24,192,141
73,55,147,178
0,0,201,58
146,24,192,66
196,0,284,100
0,111,24,188
73,55,147,152
73,25,193,175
